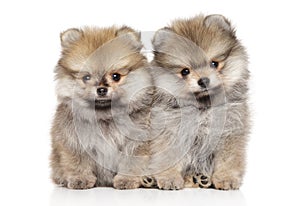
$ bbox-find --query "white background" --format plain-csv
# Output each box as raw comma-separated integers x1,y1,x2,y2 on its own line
0,0,299,205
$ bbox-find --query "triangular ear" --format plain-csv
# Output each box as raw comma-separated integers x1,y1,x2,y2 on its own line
152,27,173,50
115,26,142,51
116,26,141,41
60,28,83,48
204,14,231,31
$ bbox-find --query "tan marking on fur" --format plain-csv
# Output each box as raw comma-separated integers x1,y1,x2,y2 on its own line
57,26,146,76
183,69,200,81
213,60,225,72
104,63,147,91
168,15,236,58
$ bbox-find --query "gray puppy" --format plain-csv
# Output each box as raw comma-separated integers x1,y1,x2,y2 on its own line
50,26,154,189
149,14,250,190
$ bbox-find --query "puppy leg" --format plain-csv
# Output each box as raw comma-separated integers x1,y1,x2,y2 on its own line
155,166,184,190
113,143,152,190
212,135,247,190
51,143,97,190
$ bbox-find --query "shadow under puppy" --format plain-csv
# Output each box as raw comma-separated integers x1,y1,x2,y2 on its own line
50,26,154,189
148,14,250,190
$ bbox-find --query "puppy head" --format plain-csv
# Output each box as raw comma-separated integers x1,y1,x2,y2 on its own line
55,26,151,111
152,14,249,104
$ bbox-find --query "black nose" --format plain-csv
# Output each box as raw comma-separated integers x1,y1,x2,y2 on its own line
97,87,108,96
198,77,210,88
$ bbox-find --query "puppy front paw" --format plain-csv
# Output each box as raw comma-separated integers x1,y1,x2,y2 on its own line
194,173,212,188
141,176,156,188
113,174,141,190
66,175,97,189
156,175,184,190
212,173,242,190
185,173,211,188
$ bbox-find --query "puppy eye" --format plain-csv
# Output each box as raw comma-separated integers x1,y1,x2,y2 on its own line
82,74,91,82
112,73,121,82
181,68,190,76
210,61,219,69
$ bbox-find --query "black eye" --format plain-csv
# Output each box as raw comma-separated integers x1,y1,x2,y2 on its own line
210,61,219,69
82,74,91,82
112,73,121,82
181,68,190,76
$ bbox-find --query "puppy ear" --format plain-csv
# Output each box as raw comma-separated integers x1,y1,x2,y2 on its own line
115,26,143,51
60,28,83,48
204,14,231,31
152,27,173,50
116,26,141,41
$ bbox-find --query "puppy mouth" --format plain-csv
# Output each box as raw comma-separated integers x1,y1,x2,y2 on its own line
194,89,210,99
94,98,112,109
194,88,214,100
193,86,221,99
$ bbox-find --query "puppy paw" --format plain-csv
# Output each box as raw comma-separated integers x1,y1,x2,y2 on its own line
194,173,212,188
113,175,141,190
66,175,97,189
156,175,184,190
141,176,155,188
184,174,211,188
212,174,242,190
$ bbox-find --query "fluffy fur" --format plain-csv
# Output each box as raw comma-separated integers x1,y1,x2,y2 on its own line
50,26,154,189
149,14,250,190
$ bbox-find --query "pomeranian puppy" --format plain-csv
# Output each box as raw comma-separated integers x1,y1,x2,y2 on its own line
149,14,250,190
50,26,154,189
